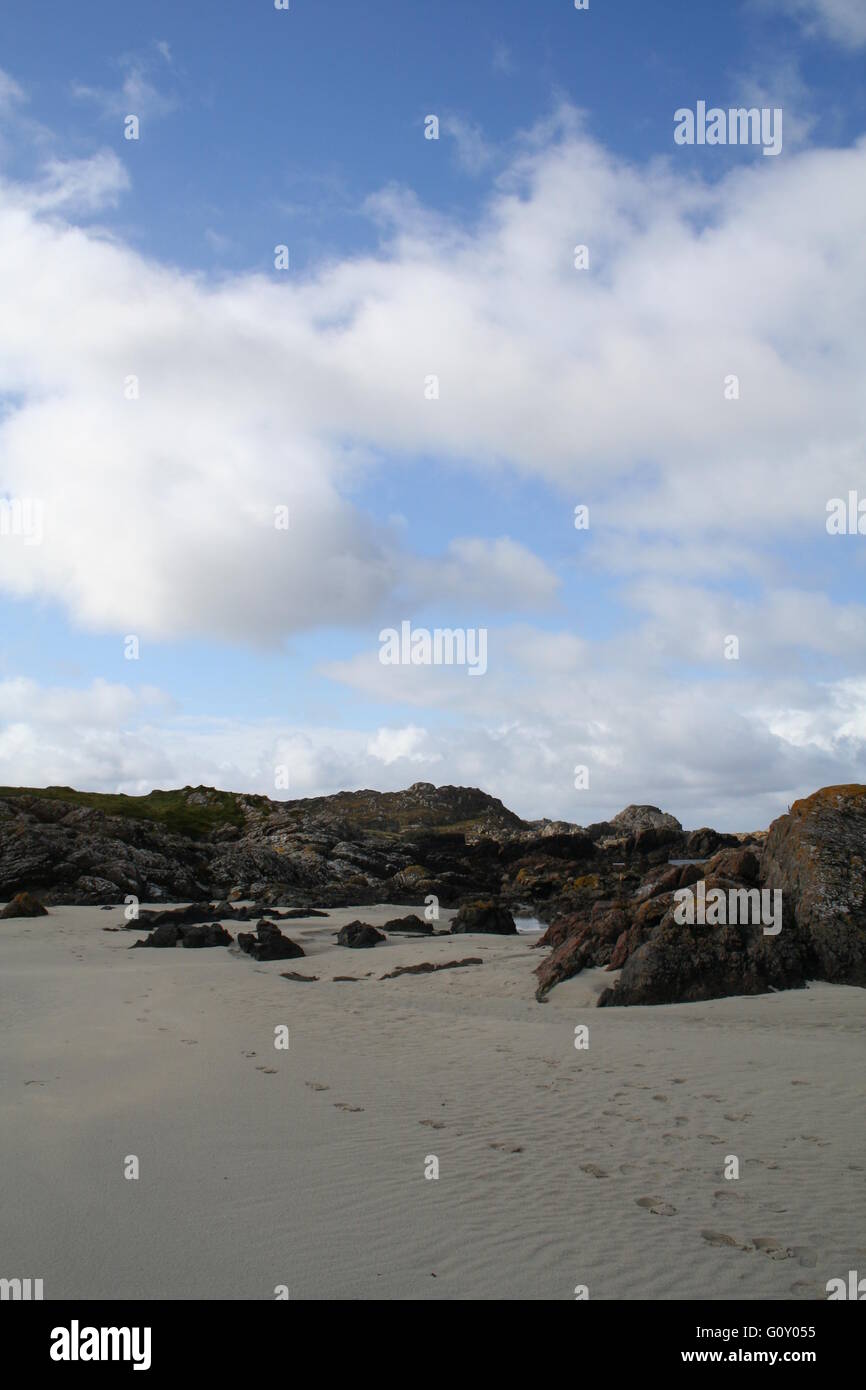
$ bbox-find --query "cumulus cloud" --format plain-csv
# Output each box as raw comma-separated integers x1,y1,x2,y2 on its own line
0,108,863,646
1,87,865,822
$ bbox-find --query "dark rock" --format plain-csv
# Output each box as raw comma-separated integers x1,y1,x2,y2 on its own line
180,923,233,948
280,971,319,982
237,920,305,962
336,921,386,948
131,923,179,948
1,891,49,918
450,899,516,934
380,958,483,978
382,913,434,934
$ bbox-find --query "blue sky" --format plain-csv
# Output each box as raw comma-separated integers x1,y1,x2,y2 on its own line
0,0,865,828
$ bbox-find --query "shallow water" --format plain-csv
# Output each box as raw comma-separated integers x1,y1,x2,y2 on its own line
515,916,545,934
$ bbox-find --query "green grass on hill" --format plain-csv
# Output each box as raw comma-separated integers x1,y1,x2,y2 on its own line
0,785,267,839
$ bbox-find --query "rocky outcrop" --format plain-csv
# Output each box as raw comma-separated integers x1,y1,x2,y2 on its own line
451,899,516,934
1,891,48,918
536,846,793,1004
536,795,866,1006
760,785,866,986
336,922,386,948
610,805,683,836
236,921,305,961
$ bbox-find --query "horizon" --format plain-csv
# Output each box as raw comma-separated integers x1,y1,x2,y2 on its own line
1,1,865,832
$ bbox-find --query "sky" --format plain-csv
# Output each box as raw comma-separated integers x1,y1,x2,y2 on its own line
0,0,865,830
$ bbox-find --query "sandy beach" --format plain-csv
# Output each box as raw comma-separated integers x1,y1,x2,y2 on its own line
1,902,863,1301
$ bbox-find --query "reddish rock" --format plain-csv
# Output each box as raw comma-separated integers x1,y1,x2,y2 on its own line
0,891,48,919
760,785,866,986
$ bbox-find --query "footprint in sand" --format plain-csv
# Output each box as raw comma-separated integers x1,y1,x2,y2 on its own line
724,1111,752,1122
580,1163,609,1178
637,1196,677,1215
304,1081,330,1092
488,1141,524,1153
713,1189,745,1206
181,1039,198,1045
701,1230,749,1250
334,1102,364,1112
790,1279,822,1298
652,1094,669,1103
790,1245,818,1268
242,1051,257,1058
256,1066,277,1074
751,1237,793,1261
419,1119,445,1129
619,1162,639,1174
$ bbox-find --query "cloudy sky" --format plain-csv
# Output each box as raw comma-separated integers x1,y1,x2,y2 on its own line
0,0,864,829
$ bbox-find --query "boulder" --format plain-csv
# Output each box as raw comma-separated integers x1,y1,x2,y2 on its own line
0,891,49,919
382,913,434,934
760,785,866,986
236,920,305,961
450,899,517,935
336,921,386,948
131,923,179,948
180,923,233,948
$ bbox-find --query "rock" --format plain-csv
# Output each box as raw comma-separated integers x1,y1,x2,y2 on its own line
180,923,233,948
535,903,631,998
450,899,517,934
760,785,866,986
597,912,807,1008
610,805,683,835
684,827,739,858
0,891,49,918
380,958,483,978
382,914,434,934
237,920,305,962
131,923,179,948
336,921,386,948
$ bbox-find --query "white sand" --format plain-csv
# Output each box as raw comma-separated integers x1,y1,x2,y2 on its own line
1,902,863,1300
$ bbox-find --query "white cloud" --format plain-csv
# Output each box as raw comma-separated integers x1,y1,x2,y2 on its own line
771,0,866,47
0,91,865,823
24,151,130,213
0,111,862,647
1,666,864,830
442,115,495,174
0,67,25,114
72,53,177,122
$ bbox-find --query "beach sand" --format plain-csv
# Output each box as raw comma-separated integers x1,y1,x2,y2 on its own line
1,903,863,1300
